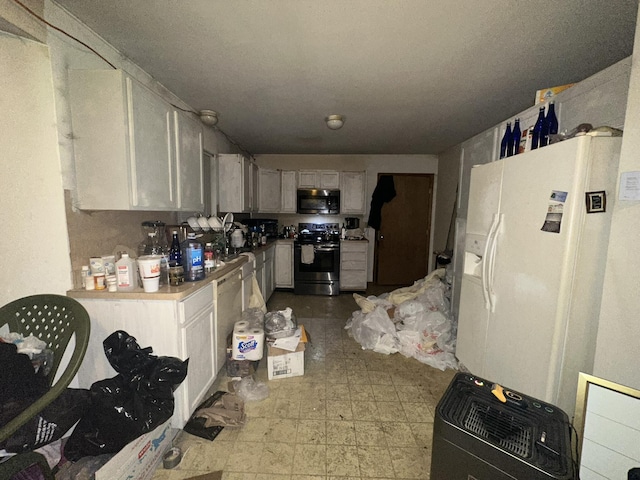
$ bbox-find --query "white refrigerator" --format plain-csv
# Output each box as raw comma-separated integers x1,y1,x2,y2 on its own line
456,134,621,415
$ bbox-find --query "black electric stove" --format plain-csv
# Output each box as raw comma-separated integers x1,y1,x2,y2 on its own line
294,223,341,295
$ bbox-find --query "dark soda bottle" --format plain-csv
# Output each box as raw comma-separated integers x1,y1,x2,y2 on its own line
500,122,512,159
511,119,521,156
546,102,558,143
531,107,546,150
169,230,182,266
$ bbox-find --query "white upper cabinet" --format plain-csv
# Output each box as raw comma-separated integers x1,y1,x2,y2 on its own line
340,171,366,214
218,153,256,213
174,110,204,211
68,69,203,211
298,170,340,189
258,168,281,212
280,170,297,213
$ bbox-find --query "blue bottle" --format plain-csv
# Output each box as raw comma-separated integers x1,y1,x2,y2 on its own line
500,122,512,159
511,119,521,156
532,107,546,150
545,102,558,144
169,231,182,266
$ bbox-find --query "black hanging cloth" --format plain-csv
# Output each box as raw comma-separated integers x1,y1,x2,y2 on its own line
367,175,396,230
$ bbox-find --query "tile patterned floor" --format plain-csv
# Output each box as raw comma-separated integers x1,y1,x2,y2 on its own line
151,289,456,480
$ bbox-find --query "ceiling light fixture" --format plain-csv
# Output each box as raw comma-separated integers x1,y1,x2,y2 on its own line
325,114,345,130
199,110,219,127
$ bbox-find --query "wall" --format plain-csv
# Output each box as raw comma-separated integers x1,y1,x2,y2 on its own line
256,154,439,280
593,8,640,391
0,32,71,304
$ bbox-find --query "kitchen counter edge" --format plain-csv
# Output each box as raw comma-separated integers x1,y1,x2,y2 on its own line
68,255,249,301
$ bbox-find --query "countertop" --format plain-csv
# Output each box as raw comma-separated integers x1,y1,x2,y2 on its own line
68,255,249,301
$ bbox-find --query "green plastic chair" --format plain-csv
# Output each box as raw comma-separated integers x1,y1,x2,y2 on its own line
0,294,91,480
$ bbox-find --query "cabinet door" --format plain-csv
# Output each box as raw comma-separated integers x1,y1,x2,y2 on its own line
175,111,204,211
281,171,297,213
128,77,177,209
341,171,365,213
319,171,340,189
298,170,318,188
275,242,293,288
181,305,215,422
259,168,281,212
218,154,245,212
263,246,275,301
251,162,259,212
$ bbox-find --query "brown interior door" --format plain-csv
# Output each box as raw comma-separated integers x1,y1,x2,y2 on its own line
374,173,434,286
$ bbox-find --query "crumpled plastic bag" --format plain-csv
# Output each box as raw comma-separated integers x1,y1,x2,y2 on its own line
264,308,297,338
345,307,398,354
242,307,265,329
345,271,457,370
232,376,269,402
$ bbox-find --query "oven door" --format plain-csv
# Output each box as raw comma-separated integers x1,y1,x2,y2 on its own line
294,242,340,295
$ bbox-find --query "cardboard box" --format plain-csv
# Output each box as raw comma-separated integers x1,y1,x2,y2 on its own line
267,325,307,380
95,419,176,480
535,83,575,104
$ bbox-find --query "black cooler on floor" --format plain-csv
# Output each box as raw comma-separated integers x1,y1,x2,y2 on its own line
431,373,575,480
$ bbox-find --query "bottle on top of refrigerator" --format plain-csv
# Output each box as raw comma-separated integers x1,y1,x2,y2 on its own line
531,107,546,150
511,119,521,156
500,122,512,159
181,233,205,281
546,102,558,141
116,252,137,291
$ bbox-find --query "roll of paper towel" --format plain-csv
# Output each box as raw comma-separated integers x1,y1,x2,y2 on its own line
232,328,264,361
234,320,250,332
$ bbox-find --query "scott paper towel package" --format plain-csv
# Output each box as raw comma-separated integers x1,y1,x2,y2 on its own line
232,327,264,361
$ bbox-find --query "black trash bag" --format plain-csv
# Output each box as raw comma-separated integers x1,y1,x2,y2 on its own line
63,331,188,460
0,388,91,453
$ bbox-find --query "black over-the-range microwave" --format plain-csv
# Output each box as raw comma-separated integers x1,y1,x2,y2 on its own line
297,189,340,215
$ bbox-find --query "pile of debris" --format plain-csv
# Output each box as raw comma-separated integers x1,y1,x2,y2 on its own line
345,268,458,370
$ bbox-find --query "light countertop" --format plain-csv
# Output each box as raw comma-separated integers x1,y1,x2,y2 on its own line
68,255,248,301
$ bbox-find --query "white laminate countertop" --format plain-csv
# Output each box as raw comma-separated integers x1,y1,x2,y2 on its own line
68,255,248,301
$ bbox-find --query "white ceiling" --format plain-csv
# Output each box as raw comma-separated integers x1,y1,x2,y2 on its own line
53,0,638,155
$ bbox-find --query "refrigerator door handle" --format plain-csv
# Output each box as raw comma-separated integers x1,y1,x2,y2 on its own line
482,213,500,311
487,213,503,312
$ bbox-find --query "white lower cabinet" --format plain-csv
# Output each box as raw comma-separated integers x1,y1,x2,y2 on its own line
340,240,368,291
275,240,294,288
75,287,215,428
72,264,245,429
253,244,276,303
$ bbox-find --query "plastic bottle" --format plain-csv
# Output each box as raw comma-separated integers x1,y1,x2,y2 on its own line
169,230,182,266
500,122,512,159
115,252,137,291
181,233,205,282
204,242,215,274
531,107,546,150
546,102,558,143
511,119,521,156
80,265,90,288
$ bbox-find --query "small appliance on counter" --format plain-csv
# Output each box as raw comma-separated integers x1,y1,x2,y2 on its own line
345,217,360,229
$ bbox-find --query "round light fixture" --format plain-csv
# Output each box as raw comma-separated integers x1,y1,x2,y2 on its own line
325,114,345,130
199,110,219,127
